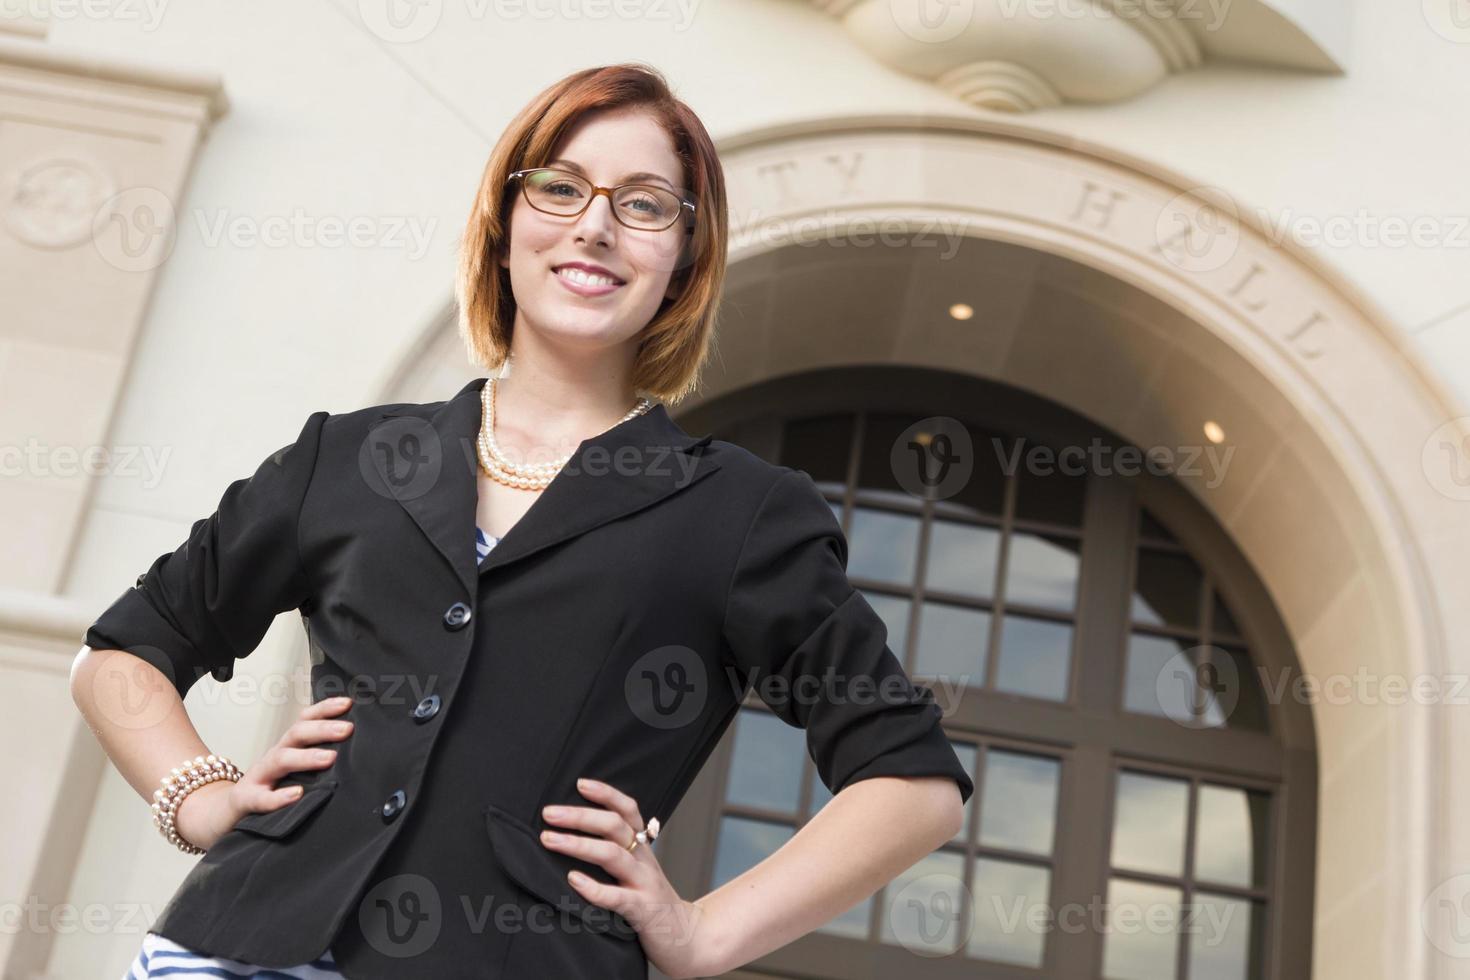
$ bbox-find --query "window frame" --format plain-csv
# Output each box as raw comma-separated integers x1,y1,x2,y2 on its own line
658,366,1317,980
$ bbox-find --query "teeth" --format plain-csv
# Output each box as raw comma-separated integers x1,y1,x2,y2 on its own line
556,267,620,287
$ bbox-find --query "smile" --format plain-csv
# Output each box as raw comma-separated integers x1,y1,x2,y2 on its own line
552,266,625,296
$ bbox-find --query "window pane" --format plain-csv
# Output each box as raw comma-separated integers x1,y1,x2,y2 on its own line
1123,633,1195,720
967,857,1050,966
1195,785,1270,888
1188,893,1265,980
1138,507,1178,545
1005,532,1081,612
951,742,979,845
861,590,911,665
1126,638,1268,731
848,507,920,585
995,615,1073,701
914,602,990,692
809,766,833,812
925,520,1002,597
780,415,852,491
1201,644,1269,732
857,413,919,504
1112,771,1189,877
950,427,1010,518
711,816,793,891
880,848,966,955
726,709,805,813
1014,454,1086,526
1102,879,1181,980
1132,549,1202,628
818,893,872,940
979,751,1061,856
1211,590,1242,638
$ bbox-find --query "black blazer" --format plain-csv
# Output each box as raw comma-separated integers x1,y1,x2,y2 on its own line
84,375,974,979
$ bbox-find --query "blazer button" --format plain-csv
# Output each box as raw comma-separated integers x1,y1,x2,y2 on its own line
412,694,441,722
381,790,407,821
442,602,472,631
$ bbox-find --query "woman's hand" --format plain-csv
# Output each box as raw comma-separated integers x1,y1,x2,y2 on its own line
174,695,355,852
540,777,720,980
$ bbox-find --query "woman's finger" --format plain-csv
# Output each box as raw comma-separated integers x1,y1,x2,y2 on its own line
564,869,636,918
542,805,634,843
284,716,354,748
232,779,306,816
250,783,312,815
297,695,354,721
268,745,339,777
574,778,645,841
540,828,640,880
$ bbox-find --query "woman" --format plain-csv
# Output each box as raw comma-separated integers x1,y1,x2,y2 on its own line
75,63,973,980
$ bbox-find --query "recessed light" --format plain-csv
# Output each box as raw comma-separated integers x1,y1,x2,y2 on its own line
949,303,973,320
1203,420,1225,443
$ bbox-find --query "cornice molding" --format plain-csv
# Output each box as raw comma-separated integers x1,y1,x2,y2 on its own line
814,0,1345,113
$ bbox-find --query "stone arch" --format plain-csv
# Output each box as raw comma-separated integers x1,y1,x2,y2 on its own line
390,114,1468,978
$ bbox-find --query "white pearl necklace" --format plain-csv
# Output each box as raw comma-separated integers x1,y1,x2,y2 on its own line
476,377,654,490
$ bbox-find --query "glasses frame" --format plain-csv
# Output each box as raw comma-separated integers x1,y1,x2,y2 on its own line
507,167,696,232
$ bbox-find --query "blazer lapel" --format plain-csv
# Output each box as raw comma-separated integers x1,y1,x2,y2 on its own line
367,376,721,594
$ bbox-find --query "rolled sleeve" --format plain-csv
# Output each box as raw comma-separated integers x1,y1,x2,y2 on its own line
83,410,329,700
720,467,974,805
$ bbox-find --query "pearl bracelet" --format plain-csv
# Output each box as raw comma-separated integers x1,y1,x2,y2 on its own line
151,754,242,855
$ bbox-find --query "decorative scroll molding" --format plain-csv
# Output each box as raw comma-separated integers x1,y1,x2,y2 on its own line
814,0,1346,112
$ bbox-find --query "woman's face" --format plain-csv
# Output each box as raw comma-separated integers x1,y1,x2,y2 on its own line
500,107,688,357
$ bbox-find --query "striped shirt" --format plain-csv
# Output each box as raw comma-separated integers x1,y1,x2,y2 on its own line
122,527,500,978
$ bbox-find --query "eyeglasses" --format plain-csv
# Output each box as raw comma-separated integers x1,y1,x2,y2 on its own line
507,167,695,232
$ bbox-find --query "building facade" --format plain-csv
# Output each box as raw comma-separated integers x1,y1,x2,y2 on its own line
2,2,1468,977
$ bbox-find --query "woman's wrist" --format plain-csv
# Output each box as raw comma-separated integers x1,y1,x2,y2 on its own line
170,776,238,853
683,895,737,978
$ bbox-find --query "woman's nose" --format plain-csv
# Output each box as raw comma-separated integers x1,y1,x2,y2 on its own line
571,190,618,241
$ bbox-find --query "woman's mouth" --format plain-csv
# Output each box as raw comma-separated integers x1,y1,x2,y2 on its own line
552,265,625,297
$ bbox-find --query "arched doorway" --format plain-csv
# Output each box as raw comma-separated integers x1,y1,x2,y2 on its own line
380,117,1466,978
656,366,1316,979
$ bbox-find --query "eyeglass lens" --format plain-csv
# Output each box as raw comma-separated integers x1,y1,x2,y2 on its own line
522,169,682,229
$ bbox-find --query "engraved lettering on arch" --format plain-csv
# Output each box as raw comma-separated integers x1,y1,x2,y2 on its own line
824,151,864,197
1068,180,1127,231
1229,262,1330,359
757,159,801,208
756,151,865,207
1229,262,1269,313
1283,310,1329,360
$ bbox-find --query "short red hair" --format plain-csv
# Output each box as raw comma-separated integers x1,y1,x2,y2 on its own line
454,63,728,405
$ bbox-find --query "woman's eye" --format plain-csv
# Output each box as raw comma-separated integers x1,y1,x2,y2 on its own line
545,181,582,198
623,194,665,216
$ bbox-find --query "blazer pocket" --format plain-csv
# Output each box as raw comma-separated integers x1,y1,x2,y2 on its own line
232,779,339,840
483,801,638,942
